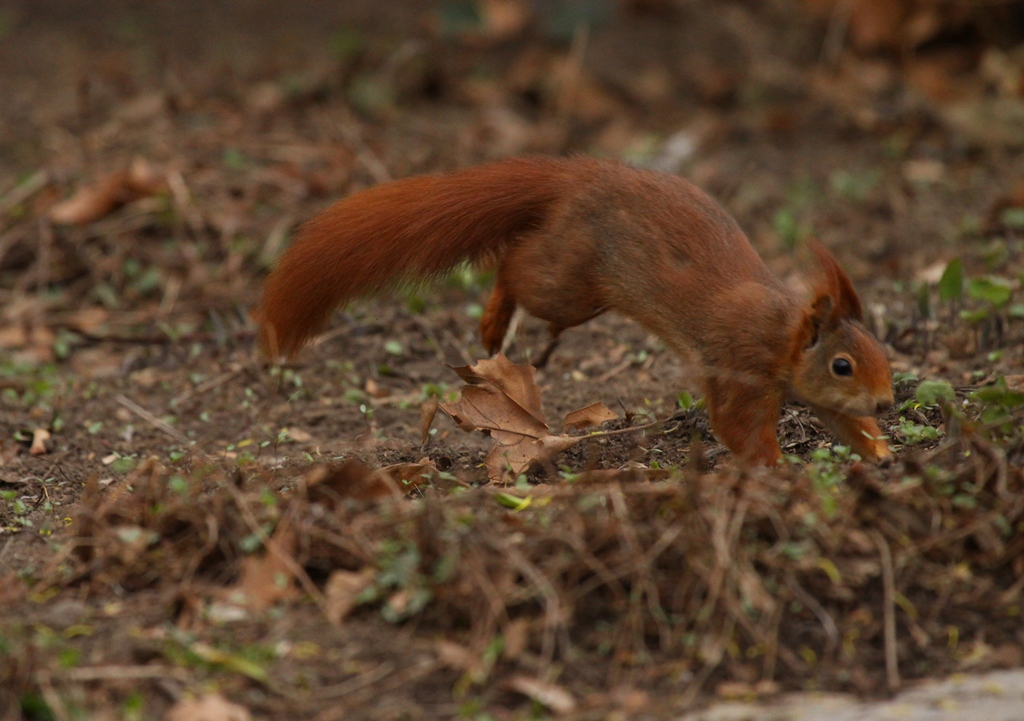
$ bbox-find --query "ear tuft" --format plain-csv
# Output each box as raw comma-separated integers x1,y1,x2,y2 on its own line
806,239,863,321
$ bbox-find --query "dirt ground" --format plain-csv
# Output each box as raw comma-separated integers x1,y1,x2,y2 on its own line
3,1,1024,719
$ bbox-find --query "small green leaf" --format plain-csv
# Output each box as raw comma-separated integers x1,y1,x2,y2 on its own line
960,307,990,324
494,492,531,511
916,282,931,318
1000,207,1024,230
915,380,955,406
938,258,963,302
970,376,1024,409
967,276,1013,308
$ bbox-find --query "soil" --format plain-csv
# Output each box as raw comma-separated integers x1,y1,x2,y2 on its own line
2,1,1024,719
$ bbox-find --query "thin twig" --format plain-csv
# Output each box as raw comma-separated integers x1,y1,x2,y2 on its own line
34,672,71,721
114,394,192,448
504,546,561,670
338,115,391,185
872,530,901,692
60,665,189,682
412,315,448,363
442,329,476,367
171,369,242,407
785,573,839,658
499,306,525,356
73,327,255,347
609,484,672,651
309,661,395,699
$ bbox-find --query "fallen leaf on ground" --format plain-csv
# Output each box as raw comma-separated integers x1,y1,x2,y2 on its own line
0,323,55,363
325,567,376,625
0,441,20,467
439,354,619,482
435,638,494,684
506,676,577,714
64,307,110,333
502,617,531,660
231,517,299,609
29,428,51,456
384,458,440,493
305,457,438,505
449,353,546,425
286,427,312,443
435,639,480,673
420,396,440,446
50,157,167,225
563,402,617,430
165,693,251,721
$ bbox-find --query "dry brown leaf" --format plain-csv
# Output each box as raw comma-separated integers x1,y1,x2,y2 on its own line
305,458,435,505
435,640,480,673
0,324,55,365
365,378,390,398
502,618,531,660
848,0,907,53
420,396,440,446
441,354,608,481
306,460,393,505
70,348,124,380
440,368,573,481
50,157,167,225
484,434,578,482
478,0,531,41
507,676,577,714
450,353,546,426
233,518,299,609
164,693,251,721
65,307,110,333
563,402,618,430
0,441,20,467
325,567,376,625
383,458,439,493
286,427,312,443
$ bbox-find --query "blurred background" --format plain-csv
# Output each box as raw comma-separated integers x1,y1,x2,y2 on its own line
3,0,1024,364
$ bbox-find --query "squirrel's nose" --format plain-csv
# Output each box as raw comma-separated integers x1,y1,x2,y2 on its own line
875,397,893,414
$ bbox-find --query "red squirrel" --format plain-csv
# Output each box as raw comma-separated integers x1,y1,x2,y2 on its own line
257,157,894,465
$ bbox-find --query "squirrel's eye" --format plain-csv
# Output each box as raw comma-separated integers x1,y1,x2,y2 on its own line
832,358,853,377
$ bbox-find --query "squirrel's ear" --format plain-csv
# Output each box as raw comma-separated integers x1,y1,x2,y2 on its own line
806,239,862,321
796,293,833,350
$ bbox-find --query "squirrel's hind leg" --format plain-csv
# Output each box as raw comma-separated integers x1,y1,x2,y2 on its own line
481,275,517,355
532,326,563,369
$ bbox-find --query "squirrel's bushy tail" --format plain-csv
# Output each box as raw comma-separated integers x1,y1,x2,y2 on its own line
257,157,576,357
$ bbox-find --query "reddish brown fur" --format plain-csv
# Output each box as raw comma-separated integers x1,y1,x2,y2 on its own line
257,158,580,357
258,156,894,465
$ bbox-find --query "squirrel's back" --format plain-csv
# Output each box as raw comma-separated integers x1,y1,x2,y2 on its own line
258,156,780,359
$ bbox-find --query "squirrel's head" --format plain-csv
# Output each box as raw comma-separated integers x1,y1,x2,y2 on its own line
791,241,893,418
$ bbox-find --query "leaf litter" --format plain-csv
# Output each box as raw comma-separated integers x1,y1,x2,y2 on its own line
4,0,1024,718
1,412,1020,717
